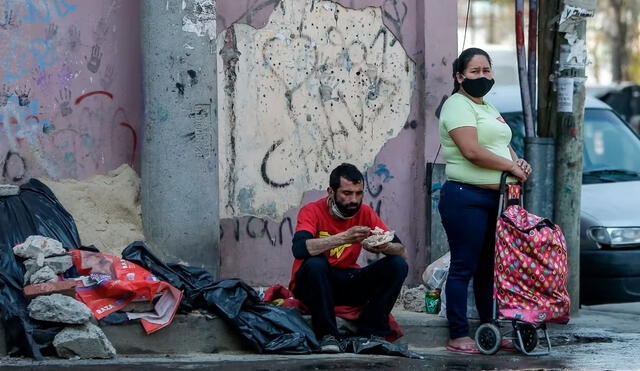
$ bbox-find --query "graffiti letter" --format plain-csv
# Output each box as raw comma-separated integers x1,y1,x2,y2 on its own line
278,217,293,245
261,139,294,188
24,0,52,24
53,0,77,18
31,39,57,70
2,151,27,182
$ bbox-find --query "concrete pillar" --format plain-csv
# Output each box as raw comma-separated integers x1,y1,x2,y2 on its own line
140,0,219,275
424,0,459,264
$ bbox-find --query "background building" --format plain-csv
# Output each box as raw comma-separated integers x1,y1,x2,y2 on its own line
0,0,459,287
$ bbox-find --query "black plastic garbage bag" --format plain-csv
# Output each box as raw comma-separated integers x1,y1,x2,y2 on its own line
99,312,138,326
0,244,42,359
0,179,81,251
31,322,65,357
122,241,216,311
341,336,424,359
203,279,320,354
122,242,319,354
0,179,82,359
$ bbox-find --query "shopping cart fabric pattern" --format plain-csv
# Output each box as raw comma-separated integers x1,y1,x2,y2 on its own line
494,185,571,325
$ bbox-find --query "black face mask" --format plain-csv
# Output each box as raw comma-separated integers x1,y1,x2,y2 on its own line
461,77,495,98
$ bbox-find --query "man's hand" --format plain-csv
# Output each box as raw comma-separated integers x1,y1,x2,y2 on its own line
362,241,387,254
304,226,370,256
363,241,407,259
341,226,370,244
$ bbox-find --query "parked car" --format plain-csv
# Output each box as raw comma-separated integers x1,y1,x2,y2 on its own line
487,85,640,305
595,84,640,135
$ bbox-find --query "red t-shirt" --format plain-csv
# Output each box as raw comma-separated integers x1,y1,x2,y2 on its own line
288,197,389,291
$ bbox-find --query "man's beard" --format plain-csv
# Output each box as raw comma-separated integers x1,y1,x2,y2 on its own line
330,196,361,219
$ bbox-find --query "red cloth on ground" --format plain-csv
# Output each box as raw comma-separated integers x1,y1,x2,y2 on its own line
264,285,403,342
289,197,390,292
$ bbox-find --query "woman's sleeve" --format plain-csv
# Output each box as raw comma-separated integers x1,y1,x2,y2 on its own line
440,98,477,132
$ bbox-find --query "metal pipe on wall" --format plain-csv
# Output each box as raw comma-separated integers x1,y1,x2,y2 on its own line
516,0,535,138
528,0,538,128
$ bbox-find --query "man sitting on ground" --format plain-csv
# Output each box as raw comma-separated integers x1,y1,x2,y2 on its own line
289,163,408,353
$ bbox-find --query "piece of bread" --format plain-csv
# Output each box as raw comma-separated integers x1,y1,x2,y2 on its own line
362,227,395,246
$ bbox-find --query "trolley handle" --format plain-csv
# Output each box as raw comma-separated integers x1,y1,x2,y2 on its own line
498,171,523,214
499,171,511,195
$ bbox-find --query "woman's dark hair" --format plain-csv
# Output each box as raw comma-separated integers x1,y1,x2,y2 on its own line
329,163,363,192
451,47,492,94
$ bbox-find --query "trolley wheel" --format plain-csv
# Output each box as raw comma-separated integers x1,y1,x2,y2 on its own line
475,323,501,355
514,323,539,353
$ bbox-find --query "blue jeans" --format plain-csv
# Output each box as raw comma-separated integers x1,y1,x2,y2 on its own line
438,181,499,339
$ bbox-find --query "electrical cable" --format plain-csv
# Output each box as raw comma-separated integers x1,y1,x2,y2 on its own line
462,0,471,50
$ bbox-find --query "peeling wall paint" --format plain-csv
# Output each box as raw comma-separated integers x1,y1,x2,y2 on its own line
182,0,217,40
217,0,457,287
0,0,142,183
218,0,415,220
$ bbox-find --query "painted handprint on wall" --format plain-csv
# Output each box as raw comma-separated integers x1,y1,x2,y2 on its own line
87,44,102,73
0,84,11,107
67,25,81,51
45,23,58,40
55,87,73,117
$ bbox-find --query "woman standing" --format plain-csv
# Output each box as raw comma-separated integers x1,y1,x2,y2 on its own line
438,48,532,354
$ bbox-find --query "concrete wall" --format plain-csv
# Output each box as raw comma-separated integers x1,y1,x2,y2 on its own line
217,0,457,286
0,0,142,183
218,0,415,219
0,0,455,287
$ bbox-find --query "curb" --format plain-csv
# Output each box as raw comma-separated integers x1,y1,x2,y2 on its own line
1,309,628,357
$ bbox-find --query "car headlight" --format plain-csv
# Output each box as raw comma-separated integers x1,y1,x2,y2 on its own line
587,227,640,247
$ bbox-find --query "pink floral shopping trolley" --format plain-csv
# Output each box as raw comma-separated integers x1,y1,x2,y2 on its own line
475,173,571,355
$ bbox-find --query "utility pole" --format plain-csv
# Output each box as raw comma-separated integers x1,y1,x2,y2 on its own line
538,0,597,313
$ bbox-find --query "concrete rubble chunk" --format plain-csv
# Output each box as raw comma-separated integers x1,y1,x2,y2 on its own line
53,323,116,359
29,266,59,285
24,255,73,282
13,236,66,261
28,294,93,324
0,184,20,196
402,285,427,313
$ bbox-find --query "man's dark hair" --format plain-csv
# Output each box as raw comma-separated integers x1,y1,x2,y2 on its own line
329,163,364,192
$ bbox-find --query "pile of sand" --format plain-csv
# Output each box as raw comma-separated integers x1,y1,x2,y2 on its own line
41,164,144,257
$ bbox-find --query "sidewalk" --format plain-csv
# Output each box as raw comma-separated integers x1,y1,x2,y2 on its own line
3,304,638,357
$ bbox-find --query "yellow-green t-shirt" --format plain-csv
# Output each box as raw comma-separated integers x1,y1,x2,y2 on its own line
439,93,513,185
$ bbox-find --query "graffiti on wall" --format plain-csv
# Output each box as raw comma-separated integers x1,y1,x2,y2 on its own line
0,0,140,183
220,161,395,247
218,160,399,284
218,0,414,219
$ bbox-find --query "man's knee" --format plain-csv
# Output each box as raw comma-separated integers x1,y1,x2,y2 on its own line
383,255,408,279
299,255,330,277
